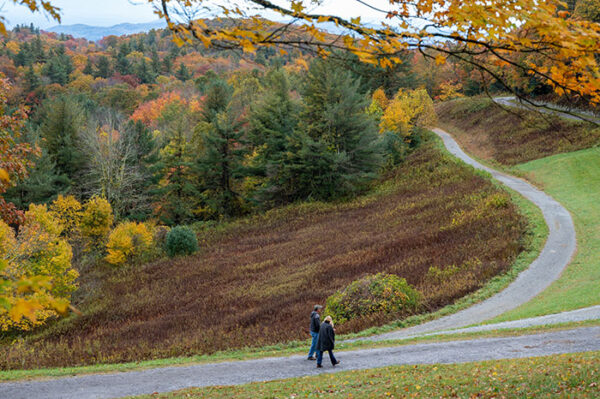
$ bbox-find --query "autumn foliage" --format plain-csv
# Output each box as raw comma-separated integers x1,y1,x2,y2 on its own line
105,221,153,266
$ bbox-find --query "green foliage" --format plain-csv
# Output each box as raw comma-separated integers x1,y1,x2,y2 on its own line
164,225,198,257
42,45,73,85
38,95,85,185
325,273,421,325
195,79,248,218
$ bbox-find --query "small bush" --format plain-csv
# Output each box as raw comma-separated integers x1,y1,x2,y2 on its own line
325,273,421,325
165,226,199,258
79,197,114,248
49,195,82,237
105,222,153,266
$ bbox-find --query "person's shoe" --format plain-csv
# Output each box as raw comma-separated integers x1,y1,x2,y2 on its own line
333,360,340,366
316,364,323,368
307,356,316,360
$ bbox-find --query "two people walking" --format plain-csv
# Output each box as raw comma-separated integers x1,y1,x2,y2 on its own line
308,305,339,368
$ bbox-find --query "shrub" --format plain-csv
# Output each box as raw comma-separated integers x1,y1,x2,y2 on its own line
165,226,199,257
105,222,153,266
79,196,114,248
325,273,421,325
50,195,82,237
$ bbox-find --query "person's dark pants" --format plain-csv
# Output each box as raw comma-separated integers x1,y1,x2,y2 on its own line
316,349,337,366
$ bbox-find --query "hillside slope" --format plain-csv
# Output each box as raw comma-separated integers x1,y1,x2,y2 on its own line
0,136,527,369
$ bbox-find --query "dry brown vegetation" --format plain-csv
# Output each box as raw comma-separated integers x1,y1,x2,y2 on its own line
436,98,600,165
0,136,526,369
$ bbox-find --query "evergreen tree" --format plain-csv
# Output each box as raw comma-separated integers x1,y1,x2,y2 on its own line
162,55,173,74
277,58,382,201
246,69,298,205
83,58,94,75
115,43,132,75
38,96,86,185
24,65,41,92
150,48,161,75
175,62,191,81
95,55,112,78
136,58,155,84
43,45,73,85
153,106,198,225
4,150,70,208
196,80,247,218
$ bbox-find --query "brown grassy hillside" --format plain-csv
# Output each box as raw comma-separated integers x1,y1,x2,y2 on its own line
0,136,527,369
436,98,600,165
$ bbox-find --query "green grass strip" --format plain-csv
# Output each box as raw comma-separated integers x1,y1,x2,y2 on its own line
490,146,600,321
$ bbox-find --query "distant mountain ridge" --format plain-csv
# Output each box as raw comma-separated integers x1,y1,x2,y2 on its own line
45,21,167,41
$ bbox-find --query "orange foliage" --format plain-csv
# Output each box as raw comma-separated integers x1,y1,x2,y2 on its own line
130,91,202,127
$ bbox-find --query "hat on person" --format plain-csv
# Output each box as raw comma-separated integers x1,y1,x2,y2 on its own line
314,305,323,311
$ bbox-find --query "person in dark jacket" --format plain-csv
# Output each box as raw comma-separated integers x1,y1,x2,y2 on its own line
307,305,322,360
316,316,339,368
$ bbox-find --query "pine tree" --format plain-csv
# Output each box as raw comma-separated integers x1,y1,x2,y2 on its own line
278,58,383,201
43,45,73,85
136,58,156,84
150,48,161,75
246,69,298,205
153,107,198,225
115,43,132,75
95,56,112,78
196,80,247,218
24,65,41,92
4,150,70,208
83,59,94,75
175,62,191,81
38,96,86,186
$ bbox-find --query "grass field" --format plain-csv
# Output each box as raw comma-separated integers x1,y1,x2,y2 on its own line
491,147,600,321
436,97,600,165
132,351,600,398
0,135,528,370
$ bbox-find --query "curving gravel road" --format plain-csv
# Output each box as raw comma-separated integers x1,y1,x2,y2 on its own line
494,96,600,124
359,128,577,341
2,327,600,399
0,128,585,399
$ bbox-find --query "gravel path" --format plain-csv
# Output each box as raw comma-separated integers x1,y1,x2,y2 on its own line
376,305,600,341
2,327,600,399
494,96,600,124
358,128,577,341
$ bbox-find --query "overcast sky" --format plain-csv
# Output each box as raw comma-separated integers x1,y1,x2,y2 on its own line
2,0,389,28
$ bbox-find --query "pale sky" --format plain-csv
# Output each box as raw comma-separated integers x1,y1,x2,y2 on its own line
2,0,390,28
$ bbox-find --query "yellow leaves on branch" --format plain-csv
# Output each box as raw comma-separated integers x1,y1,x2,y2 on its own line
0,0,61,36
155,0,600,103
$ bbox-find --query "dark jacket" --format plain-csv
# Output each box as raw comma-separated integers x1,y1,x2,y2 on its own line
310,311,321,333
317,321,335,351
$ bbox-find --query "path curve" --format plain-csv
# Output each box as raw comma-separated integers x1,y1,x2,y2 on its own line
494,96,600,124
2,327,600,399
361,128,577,341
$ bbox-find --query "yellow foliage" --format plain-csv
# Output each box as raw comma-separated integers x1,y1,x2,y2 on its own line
372,88,389,110
50,194,82,237
79,196,113,247
380,88,437,137
105,221,153,266
0,205,77,331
